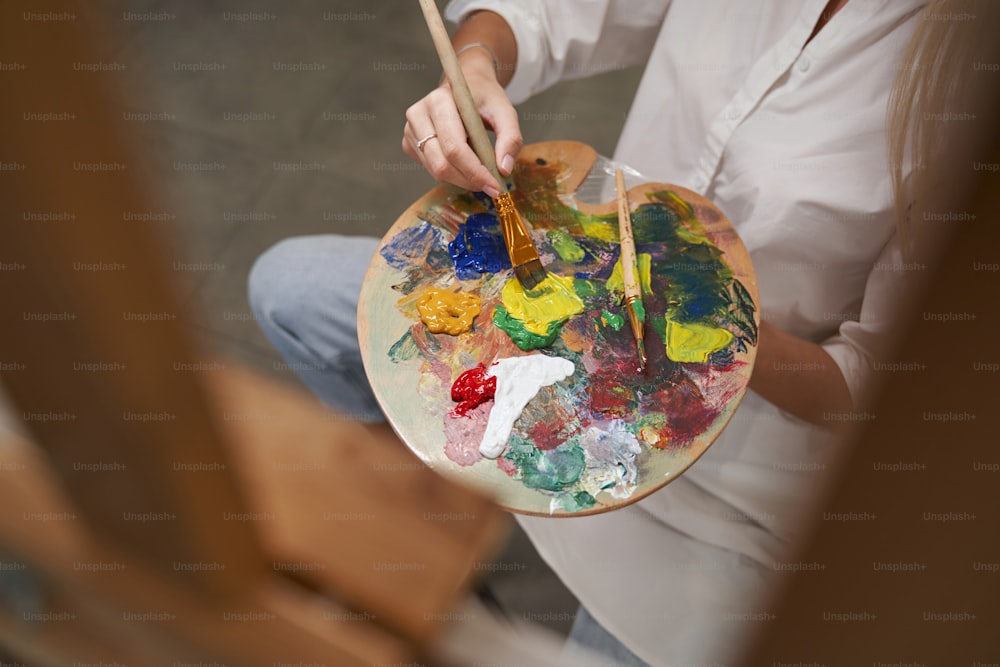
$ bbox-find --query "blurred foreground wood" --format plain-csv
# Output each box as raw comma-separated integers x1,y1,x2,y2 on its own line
0,2,507,664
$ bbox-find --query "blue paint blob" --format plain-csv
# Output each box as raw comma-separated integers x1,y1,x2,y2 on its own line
380,222,448,271
709,348,735,367
448,212,512,280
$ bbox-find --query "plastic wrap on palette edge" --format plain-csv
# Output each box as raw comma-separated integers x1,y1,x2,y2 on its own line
571,154,649,207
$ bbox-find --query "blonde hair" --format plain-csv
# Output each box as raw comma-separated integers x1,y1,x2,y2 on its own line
888,0,1000,251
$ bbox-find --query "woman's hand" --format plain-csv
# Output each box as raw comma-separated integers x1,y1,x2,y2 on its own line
402,11,521,197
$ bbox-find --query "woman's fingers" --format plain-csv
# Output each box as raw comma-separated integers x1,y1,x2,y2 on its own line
425,89,502,195
404,90,499,195
481,98,523,176
402,72,521,195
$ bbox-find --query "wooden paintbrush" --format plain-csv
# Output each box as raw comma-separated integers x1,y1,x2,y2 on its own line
615,169,647,371
416,0,546,291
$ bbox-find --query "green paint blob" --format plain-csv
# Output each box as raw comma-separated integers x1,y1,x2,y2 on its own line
601,309,625,331
492,305,561,351
547,228,586,263
504,437,585,492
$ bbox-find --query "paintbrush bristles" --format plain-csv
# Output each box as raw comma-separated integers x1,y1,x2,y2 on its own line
495,192,546,290
514,259,546,292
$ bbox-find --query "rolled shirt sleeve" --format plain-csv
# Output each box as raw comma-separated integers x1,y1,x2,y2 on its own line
820,230,918,410
445,0,672,104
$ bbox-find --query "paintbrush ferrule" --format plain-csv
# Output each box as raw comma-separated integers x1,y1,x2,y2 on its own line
494,193,532,254
626,299,648,371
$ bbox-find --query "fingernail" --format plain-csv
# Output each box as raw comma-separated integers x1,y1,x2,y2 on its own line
484,185,501,199
501,154,515,174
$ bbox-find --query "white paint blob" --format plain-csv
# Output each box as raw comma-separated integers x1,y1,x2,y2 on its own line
479,355,575,459
576,423,642,499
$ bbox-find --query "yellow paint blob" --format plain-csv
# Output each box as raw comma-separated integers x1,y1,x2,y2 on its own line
501,273,584,336
416,289,481,335
606,253,653,296
664,318,734,363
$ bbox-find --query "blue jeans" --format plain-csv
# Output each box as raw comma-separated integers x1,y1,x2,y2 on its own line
249,234,651,666
248,234,385,422
565,606,652,667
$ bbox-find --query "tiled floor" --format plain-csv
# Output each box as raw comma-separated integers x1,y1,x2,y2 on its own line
98,0,643,636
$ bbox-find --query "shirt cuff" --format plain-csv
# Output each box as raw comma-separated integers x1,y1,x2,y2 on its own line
444,0,545,104
821,333,874,410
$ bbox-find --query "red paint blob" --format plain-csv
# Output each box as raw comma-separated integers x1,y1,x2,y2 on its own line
528,420,563,451
451,365,497,416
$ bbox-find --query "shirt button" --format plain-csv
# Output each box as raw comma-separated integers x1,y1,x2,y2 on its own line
797,57,811,72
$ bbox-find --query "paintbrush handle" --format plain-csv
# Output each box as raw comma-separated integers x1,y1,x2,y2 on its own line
416,0,504,187
615,169,641,300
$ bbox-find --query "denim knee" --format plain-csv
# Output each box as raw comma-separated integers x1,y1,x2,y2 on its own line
247,236,303,329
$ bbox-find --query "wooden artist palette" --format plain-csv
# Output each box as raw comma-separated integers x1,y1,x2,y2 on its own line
359,141,759,516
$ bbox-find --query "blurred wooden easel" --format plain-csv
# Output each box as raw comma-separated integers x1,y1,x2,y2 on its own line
0,3,508,665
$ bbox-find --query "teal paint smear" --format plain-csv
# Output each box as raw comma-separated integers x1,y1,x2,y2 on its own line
504,437,585,492
388,331,419,363
550,490,597,513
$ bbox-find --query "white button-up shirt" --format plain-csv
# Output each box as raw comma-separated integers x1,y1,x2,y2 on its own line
446,1,926,664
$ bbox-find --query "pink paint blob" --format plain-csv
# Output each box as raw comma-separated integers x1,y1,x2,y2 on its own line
442,403,490,466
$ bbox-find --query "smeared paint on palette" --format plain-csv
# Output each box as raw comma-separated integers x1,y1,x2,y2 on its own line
359,141,759,516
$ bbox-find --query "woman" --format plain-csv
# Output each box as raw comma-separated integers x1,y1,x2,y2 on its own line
249,1,992,663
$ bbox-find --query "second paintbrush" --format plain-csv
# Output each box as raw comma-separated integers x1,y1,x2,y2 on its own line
615,169,647,372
